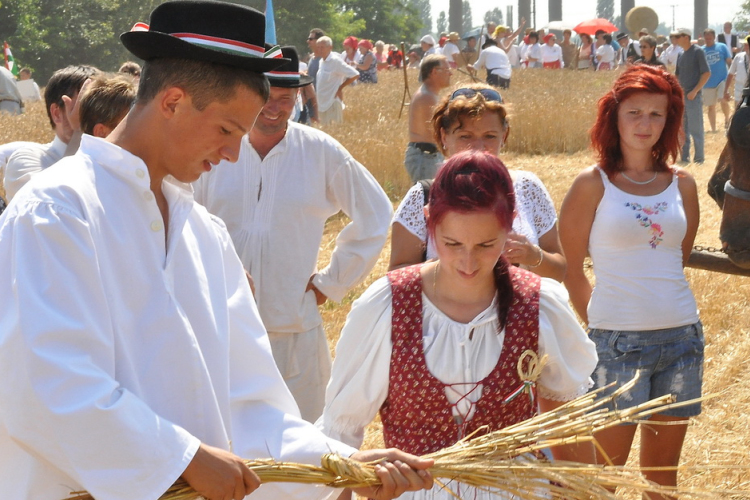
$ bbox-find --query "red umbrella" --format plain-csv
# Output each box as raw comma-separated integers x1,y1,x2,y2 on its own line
573,18,619,36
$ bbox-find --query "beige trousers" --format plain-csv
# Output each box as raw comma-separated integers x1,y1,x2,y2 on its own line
267,324,332,423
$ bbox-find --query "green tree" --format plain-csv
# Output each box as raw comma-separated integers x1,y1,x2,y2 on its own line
736,0,750,30
461,1,473,34
407,0,432,37
596,0,614,21
244,0,362,55
338,0,422,44
483,7,504,26
436,10,447,35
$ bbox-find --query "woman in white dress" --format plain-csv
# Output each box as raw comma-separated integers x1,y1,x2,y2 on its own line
318,150,598,500
389,83,566,282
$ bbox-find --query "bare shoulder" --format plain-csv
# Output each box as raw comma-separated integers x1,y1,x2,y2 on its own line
673,166,697,187
410,88,437,108
569,166,605,195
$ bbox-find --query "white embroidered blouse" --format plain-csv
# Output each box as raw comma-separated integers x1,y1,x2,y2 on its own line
393,170,558,260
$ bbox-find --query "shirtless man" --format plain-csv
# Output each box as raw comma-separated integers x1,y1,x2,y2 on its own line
404,54,451,182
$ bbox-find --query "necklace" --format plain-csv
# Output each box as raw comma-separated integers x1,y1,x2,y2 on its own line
620,171,658,185
433,262,439,297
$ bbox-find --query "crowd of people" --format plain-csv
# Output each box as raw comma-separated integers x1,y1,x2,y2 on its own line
0,1,747,499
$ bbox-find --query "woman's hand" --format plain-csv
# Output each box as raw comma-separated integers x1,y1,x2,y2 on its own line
349,448,434,500
503,233,541,267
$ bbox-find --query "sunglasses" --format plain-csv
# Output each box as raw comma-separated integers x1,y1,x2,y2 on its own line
450,88,503,103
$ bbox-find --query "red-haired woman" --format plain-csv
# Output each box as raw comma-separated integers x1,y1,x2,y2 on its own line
559,65,701,498
319,150,597,500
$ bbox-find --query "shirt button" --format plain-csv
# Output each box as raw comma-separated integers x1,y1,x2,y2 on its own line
143,191,153,201
150,220,163,232
136,169,146,178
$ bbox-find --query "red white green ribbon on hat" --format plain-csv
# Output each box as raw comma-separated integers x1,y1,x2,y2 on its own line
129,23,282,59
265,70,300,80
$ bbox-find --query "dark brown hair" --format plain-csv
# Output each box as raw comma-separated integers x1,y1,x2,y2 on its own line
136,58,269,110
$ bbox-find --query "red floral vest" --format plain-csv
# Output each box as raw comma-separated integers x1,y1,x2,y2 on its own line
380,264,540,455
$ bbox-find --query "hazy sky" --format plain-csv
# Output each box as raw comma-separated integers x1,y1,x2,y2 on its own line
431,0,745,33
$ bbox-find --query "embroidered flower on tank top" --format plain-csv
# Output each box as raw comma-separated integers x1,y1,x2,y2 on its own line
625,201,668,248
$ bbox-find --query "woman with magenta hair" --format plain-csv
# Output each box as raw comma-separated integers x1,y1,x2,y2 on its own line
559,65,701,497
319,150,598,500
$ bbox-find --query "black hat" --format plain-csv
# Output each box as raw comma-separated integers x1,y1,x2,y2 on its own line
120,1,287,72
616,32,629,41
265,46,314,88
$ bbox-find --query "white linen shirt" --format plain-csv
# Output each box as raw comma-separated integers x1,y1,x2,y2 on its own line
194,121,392,334
316,52,359,113
393,171,557,261
317,275,597,459
540,43,564,66
0,135,355,500
4,135,66,200
728,52,748,101
474,45,512,79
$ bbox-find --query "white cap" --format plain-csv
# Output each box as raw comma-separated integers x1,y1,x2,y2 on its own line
420,34,436,45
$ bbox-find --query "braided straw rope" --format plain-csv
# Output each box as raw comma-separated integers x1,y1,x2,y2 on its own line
64,376,748,500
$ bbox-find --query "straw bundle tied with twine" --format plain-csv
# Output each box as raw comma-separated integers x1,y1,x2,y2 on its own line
64,373,750,500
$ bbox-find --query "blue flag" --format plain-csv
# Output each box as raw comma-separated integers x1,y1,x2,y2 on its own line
265,0,277,45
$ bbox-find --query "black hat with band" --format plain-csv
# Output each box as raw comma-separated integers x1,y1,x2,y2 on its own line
120,0,287,72
265,46,314,88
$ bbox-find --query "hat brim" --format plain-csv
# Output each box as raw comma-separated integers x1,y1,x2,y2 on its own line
267,74,314,88
121,31,287,72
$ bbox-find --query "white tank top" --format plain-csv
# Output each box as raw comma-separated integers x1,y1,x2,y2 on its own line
587,167,699,330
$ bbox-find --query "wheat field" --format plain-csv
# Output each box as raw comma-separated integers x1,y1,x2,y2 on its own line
1,68,749,497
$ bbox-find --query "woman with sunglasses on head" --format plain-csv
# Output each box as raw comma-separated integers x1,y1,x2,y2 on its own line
559,66,701,499
633,35,666,68
389,84,566,282
319,150,598,500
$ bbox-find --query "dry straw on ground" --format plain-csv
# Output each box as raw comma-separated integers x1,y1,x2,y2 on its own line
2,68,749,498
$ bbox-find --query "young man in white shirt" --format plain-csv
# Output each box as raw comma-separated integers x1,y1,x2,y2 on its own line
3,64,99,200
194,46,393,423
0,4,433,500
315,36,359,125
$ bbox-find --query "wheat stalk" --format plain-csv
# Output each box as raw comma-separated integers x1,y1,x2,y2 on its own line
64,378,748,500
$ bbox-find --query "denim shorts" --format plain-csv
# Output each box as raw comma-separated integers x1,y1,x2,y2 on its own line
588,322,704,418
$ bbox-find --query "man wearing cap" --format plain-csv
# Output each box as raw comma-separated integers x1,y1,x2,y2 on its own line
405,54,451,182
675,27,710,164
702,28,733,132
194,46,392,424
316,36,359,125
0,3,434,500
615,32,640,66
660,32,684,72
420,34,438,59
442,32,461,68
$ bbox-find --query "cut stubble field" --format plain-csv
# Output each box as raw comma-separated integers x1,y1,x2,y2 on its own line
1,67,748,497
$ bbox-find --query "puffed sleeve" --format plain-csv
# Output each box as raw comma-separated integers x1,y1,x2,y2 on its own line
392,182,428,241
516,171,558,238
537,278,597,401
316,276,394,448
216,216,353,500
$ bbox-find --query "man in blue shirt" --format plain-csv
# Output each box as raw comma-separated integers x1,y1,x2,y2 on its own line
702,28,733,132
